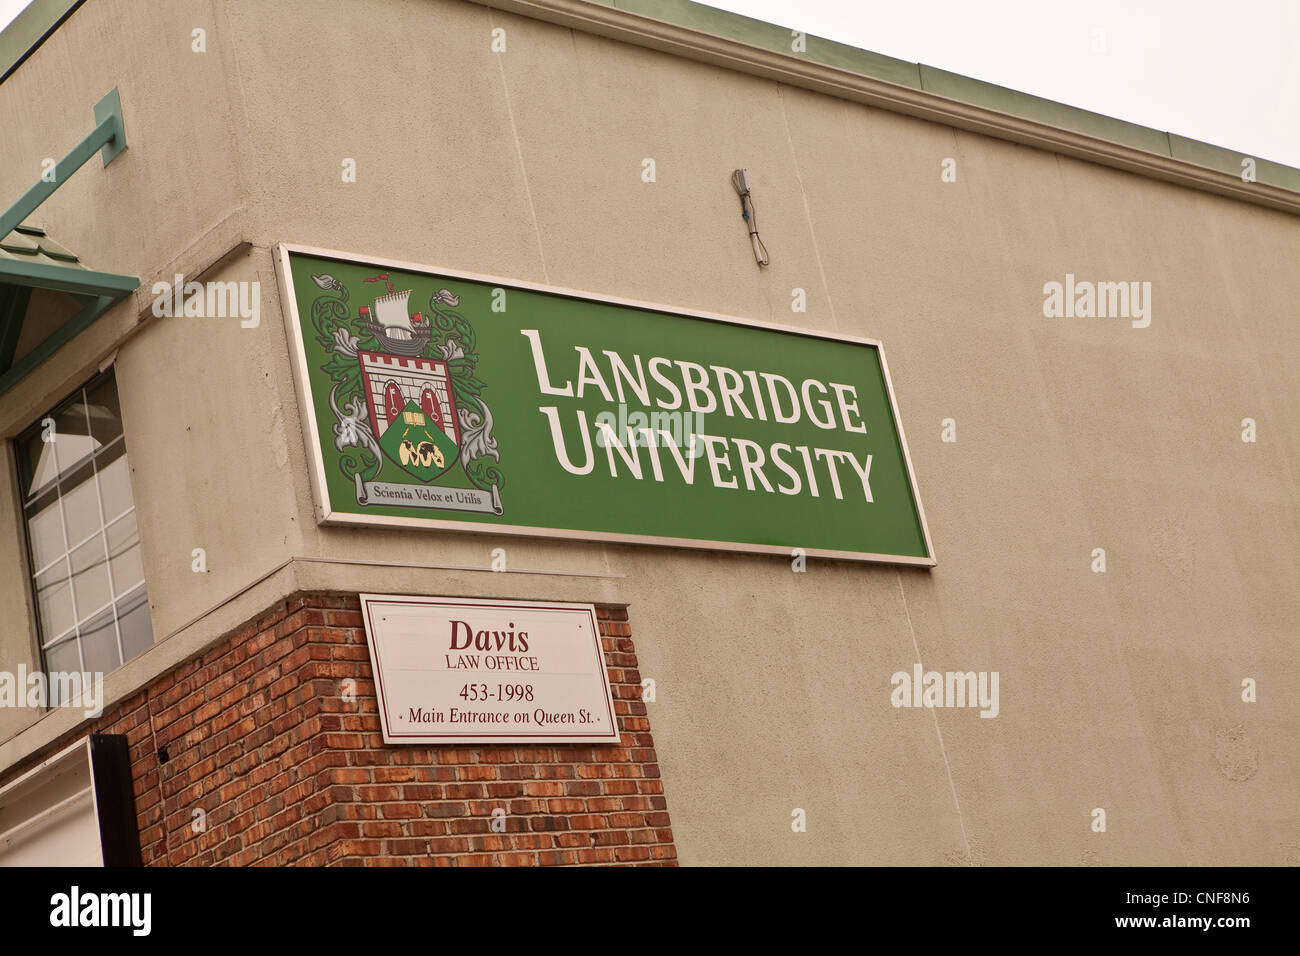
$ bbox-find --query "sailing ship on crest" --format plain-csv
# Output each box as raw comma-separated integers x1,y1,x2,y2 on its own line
358,273,432,356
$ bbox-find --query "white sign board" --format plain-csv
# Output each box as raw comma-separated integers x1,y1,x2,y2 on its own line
0,738,102,867
360,594,620,744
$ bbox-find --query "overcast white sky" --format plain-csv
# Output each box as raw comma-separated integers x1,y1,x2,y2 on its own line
0,0,27,35
2,0,1295,166
703,0,1299,167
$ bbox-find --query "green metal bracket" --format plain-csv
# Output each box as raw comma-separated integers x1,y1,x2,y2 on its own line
0,87,137,395
92,87,127,166
0,87,127,241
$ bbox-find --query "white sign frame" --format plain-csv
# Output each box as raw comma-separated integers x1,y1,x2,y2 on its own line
274,242,937,567
360,594,621,745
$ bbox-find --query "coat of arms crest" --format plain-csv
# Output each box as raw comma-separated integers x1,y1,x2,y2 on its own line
307,271,503,516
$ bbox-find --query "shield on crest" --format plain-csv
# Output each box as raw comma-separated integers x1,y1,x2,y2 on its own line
358,350,461,481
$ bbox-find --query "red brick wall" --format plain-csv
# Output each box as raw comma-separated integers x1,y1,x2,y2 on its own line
6,593,675,866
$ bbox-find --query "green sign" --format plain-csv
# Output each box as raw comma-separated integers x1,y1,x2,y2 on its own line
275,245,934,565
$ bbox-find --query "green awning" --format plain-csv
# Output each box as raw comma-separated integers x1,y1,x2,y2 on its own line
0,222,137,396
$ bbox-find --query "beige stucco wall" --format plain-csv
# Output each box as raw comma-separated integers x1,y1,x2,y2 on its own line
0,0,1296,865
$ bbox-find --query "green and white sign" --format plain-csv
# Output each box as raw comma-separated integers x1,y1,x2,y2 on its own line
275,245,934,565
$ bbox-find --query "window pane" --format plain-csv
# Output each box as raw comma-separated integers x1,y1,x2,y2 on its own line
19,428,60,497
53,398,97,471
85,376,124,446
97,452,133,521
106,512,145,596
26,492,66,571
80,607,120,675
60,461,100,546
117,585,153,662
45,637,81,705
23,371,150,689
35,560,75,641
69,536,111,622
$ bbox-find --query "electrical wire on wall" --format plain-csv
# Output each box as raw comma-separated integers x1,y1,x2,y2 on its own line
732,169,770,267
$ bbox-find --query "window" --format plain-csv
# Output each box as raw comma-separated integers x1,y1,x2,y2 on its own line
15,369,152,702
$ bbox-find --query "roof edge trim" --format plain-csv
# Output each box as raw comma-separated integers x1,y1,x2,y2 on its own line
0,0,85,85
473,0,1300,214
